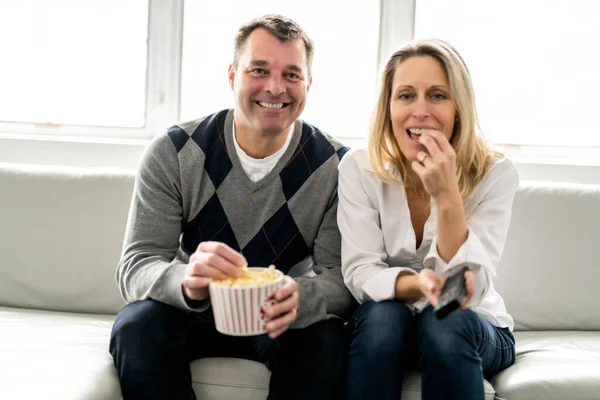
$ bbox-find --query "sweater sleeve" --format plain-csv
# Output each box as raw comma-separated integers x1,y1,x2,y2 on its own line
116,134,209,312
291,189,356,329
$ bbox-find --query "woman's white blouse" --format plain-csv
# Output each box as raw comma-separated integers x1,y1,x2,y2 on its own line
337,148,519,330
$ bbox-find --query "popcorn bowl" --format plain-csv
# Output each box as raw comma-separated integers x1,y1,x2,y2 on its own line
209,267,284,336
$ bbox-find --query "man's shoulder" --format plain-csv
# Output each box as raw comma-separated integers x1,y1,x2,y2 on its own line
298,119,351,164
142,109,231,171
164,109,230,150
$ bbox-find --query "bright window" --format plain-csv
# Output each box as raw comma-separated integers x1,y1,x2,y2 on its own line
180,0,380,138
0,0,148,128
415,0,600,147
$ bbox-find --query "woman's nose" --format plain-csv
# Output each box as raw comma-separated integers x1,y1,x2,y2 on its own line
412,97,431,119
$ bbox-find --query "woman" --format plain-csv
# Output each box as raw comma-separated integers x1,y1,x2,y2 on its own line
338,38,517,400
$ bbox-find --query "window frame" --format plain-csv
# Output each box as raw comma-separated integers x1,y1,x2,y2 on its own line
0,0,598,169
0,0,184,140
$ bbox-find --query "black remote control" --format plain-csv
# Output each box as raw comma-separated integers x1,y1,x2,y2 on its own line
433,266,470,319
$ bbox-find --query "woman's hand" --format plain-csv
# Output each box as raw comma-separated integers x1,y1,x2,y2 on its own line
461,270,475,309
411,130,459,200
417,269,446,306
412,130,468,263
418,268,476,309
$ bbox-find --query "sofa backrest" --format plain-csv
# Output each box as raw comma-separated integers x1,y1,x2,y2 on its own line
496,181,600,331
0,162,133,315
1,162,599,327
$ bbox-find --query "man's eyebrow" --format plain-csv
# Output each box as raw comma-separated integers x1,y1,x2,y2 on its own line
286,65,304,74
248,60,304,74
249,60,268,67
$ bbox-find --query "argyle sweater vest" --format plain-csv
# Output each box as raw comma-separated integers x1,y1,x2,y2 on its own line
169,109,349,273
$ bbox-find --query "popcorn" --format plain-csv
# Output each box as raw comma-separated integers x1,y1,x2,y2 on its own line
209,266,283,336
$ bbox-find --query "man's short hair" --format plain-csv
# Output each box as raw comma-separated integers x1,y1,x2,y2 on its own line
233,14,315,75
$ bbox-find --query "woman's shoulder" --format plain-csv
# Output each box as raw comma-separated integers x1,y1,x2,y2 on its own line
474,155,519,197
488,155,519,184
339,147,371,174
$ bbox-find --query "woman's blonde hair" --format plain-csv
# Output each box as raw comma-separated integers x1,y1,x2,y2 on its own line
368,38,503,199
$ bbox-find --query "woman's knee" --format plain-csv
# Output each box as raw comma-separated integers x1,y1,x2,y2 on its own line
351,301,413,356
418,307,480,366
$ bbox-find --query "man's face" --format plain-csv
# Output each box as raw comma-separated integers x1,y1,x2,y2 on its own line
229,28,312,138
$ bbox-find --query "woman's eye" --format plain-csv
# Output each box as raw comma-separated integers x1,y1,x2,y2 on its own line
398,94,412,100
432,93,447,100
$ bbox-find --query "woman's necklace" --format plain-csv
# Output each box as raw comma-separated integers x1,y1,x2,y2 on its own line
407,187,432,211
408,186,428,201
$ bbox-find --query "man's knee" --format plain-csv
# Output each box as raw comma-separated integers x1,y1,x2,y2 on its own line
291,318,349,352
110,299,185,351
276,318,349,374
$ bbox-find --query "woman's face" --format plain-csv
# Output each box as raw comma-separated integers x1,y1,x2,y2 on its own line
389,55,456,162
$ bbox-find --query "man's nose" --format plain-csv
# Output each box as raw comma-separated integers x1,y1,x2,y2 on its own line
265,75,285,96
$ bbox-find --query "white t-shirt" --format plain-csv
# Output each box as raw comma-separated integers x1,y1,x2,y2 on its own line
233,123,294,182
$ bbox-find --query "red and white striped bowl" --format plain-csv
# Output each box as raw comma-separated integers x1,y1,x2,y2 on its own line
209,267,284,336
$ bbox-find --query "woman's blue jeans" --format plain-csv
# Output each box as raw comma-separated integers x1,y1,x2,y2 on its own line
345,301,515,400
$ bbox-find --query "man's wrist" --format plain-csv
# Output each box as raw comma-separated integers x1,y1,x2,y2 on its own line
182,285,209,306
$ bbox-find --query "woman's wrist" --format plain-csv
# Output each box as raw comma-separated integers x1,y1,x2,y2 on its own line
394,273,422,301
435,187,468,263
434,186,462,210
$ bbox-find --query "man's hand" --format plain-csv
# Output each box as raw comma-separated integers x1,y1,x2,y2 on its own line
182,241,247,302
262,276,299,339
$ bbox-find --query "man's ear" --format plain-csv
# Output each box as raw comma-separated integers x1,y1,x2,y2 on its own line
228,64,235,90
306,75,312,93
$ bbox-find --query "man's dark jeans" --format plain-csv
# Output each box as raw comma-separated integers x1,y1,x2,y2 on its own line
345,301,516,400
110,299,349,400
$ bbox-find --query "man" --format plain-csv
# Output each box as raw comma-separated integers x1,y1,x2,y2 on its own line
110,14,355,400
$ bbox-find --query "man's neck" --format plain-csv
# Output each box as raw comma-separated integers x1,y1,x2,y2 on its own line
234,120,294,159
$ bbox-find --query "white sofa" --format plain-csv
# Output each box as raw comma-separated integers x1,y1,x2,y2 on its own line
1,161,599,400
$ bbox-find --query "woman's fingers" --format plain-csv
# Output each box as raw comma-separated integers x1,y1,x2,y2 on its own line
461,271,475,309
418,132,443,158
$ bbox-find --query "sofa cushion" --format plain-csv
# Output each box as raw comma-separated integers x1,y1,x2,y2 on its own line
0,306,121,400
0,162,132,315
0,305,497,400
496,181,600,331
191,357,269,399
491,331,600,400
400,371,495,400
190,362,496,400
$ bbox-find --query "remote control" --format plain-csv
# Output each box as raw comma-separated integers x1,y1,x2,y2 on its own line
433,266,470,319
